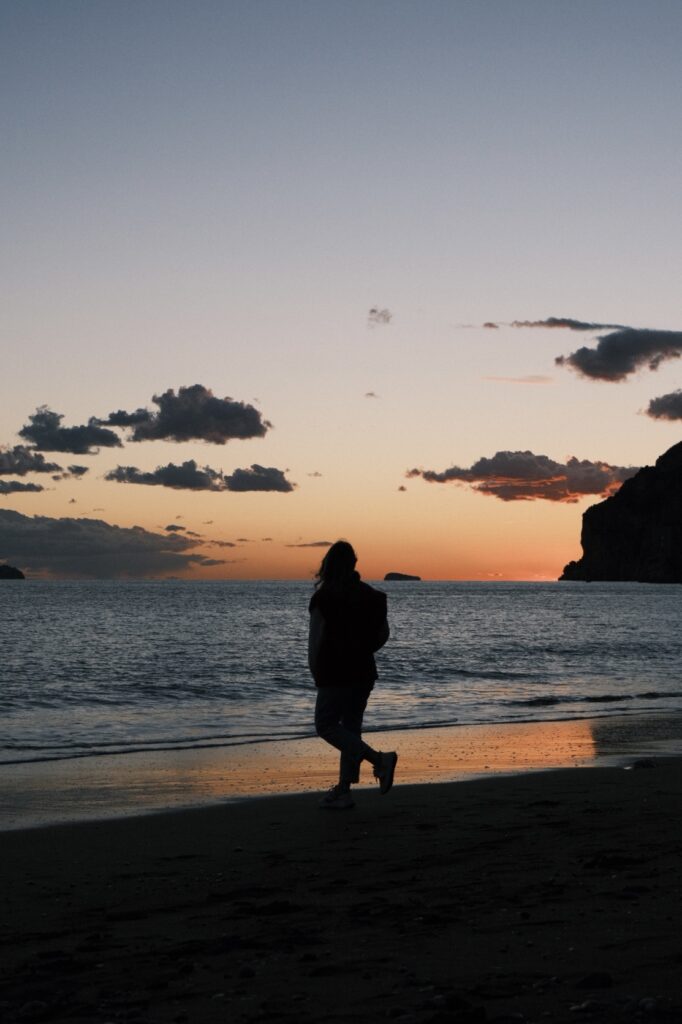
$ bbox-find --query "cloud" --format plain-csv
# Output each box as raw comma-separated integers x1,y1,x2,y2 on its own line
206,539,238,548
106,460,295,493
100,385,271,444
484,375,553,385
555,328,682,381
0,509,214,578
103,408,153,427
407,450,637,503
307,471,323,478
262,537,273,542
483,316,627,331
398,485,407,492
646,389,682,420
510,317,626,331
164,524,186,532
106,461,226,491
0,481,44,495
368,307,392,327
19,407,122,454
365,391,379,399
482,317,682,382
0,445,62,476
223,465,295,492
50,463,92,482
286,540,332,548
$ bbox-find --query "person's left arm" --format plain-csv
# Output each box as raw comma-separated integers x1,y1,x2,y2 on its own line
308,606,326,675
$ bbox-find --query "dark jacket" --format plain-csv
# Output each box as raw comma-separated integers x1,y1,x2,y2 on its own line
308,578,389,688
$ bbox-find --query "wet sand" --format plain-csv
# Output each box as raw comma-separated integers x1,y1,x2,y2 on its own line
3,712,682,831
1,756,681,1023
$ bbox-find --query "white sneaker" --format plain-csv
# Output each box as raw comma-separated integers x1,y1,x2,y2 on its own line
318,785,355,810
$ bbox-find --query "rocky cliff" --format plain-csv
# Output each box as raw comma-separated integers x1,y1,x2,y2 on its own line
0,564,25,579
384,572,421,581
560,441,682,582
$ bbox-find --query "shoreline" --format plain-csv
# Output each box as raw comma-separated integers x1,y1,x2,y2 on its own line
3,710,682,833
2,759,681,1022
4,702,681,767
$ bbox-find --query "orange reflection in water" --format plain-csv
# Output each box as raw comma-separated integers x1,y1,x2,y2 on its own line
1,718,599,830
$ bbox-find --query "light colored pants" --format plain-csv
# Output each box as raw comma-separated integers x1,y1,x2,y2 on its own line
314,686,376,785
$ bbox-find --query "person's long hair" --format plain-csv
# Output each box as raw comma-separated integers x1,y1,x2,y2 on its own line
314,540,359,590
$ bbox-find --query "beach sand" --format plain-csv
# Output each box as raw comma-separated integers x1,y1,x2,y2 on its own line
1,756,681,1024
4,713,682,832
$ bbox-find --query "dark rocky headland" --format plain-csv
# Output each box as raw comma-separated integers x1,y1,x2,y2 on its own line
560,440,682,583
0,564,25,579
384,571,421,581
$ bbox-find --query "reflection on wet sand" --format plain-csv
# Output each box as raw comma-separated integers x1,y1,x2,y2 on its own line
2,712,682,831
590,712,682,757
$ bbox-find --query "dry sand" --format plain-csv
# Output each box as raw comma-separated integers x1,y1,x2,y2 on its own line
1,757,681,1024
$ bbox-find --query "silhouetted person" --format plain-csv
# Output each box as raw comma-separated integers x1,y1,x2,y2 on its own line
309,540,397,809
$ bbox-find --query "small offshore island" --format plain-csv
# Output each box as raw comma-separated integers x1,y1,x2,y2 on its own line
561,440,682,583
384,571,421,581
0,564,25,580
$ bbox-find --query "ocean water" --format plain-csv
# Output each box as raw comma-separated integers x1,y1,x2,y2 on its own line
1,580,681,767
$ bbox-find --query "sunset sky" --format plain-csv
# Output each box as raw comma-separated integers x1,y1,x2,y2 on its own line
2,0,681,580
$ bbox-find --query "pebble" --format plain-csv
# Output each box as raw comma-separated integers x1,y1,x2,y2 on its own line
569,1000,604,1013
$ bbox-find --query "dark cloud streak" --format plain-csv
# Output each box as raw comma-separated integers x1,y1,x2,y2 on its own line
407,451,637,503
646,389,682,420
0,481,44,495
224,465,294,492
106,460,295,493
19,408,122,454
103,408,153,427
286,540,332,548
0,446,63,476
106,461,226,491
556,328,682,381
0,509,214,577
511,317,626,331
100,385,271,444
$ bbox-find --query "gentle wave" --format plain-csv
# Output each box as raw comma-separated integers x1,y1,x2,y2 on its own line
506,689,682,709
2,579,682,767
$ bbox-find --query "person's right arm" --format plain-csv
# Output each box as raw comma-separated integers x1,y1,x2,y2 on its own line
371,592,389,651
372,616,390,652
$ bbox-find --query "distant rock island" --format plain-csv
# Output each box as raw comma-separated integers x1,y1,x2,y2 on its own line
560,440,682,583
0,564,25,580
384,572,421,581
